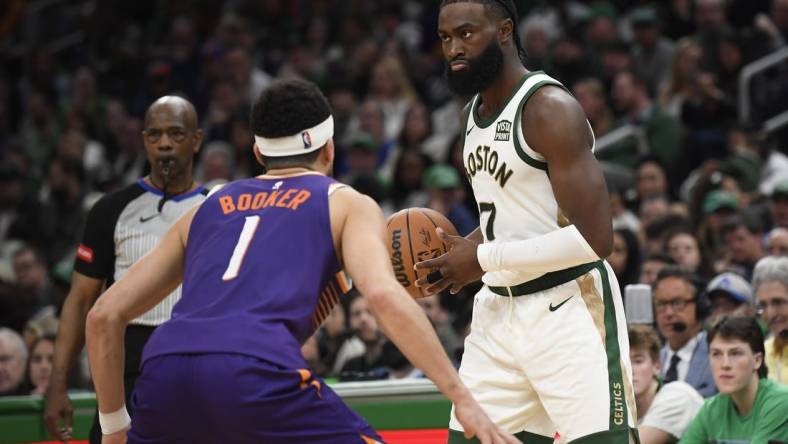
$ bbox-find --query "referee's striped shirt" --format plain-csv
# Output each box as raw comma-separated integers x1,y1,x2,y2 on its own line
75,179,207,326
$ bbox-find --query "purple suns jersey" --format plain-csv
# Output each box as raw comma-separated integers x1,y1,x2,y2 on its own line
141,174,351,370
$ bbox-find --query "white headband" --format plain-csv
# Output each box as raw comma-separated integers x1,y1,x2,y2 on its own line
254,115,334,157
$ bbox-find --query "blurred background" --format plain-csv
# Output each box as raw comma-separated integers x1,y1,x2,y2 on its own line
0,0,787,396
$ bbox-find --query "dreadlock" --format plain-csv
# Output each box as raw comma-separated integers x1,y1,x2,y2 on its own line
440,0,527,65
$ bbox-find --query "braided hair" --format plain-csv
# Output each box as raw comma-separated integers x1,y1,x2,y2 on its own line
440,0,527,65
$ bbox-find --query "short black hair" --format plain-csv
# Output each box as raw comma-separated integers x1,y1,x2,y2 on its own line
440,0,526,64
643,252,675,265
720,213,763,237
708,316,768,379
654,265,703,295
250,79,332,169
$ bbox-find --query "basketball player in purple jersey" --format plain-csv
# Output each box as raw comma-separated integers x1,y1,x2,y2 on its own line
86,80,518,444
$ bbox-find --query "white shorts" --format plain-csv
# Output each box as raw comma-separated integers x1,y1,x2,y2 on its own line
449,261,636,443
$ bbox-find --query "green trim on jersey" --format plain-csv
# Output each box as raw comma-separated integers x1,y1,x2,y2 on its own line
597,262,628,434
511,79,564,172
448,428,552,444
472,71,542,129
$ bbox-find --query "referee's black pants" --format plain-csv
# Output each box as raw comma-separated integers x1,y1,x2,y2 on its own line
89,325,156,444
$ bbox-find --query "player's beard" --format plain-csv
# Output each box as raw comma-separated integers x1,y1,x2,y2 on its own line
444,39,504,97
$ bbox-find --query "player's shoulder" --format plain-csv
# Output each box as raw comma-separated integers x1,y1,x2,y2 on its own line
523,84,582,120
330,184,380,215
88,181,146,217
330,183,370,204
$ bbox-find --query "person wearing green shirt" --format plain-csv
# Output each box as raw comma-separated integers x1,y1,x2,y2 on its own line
680,316,788,443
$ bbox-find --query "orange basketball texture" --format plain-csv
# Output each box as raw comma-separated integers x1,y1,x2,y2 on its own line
386,208,459,298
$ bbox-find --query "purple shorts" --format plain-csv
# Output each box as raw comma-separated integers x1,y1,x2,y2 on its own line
128,353,383,443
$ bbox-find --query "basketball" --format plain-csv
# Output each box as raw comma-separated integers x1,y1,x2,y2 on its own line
386,208,458,298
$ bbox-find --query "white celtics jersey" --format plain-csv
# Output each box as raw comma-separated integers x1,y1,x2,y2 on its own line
462,71,594,287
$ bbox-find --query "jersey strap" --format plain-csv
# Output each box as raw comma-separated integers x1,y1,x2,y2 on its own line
512,73,565,171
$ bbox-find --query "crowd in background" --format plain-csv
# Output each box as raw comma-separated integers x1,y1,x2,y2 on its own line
1,1,788,437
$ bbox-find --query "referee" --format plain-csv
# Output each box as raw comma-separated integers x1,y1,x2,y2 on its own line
43,96,208,443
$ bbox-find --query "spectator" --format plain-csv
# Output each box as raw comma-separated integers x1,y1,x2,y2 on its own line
300,334,325,377
769,179,788,229
680,316,788,443
387,150,432,212
721,214,766,280
381,340,422,380
630,6,676,97
609,70,684,175
338,294,386,379
38,156,88,266
341,133,382,185
636,156,671,200
658,39,703,119
349,100,395,168
609,228,641,288
698,189,740,256
380,101,434,181
222,46,273,107
197,141,234,189
0,164,41,245
13,245,56,310
315,304,350,378
111,117,146,186
572,78,615,137
27,334,54,395
694,0,730,72
0,246,57,334
21,305,58,349
664,229,715,279
628,325,703,444
653,266,717,397
640,194,672,228
766,227,788,256
417,294,462,361
0,327,28,396
423,165,476,236
767,0,788,42
752,256,788,384
610,187,641,233
643,213,692,255
705,272,756,323
639,252,675,286
368,57,417,141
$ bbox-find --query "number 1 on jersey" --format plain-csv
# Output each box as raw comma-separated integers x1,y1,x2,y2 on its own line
222,215,260,281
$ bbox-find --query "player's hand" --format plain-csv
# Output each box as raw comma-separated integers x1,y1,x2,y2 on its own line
414,228,483,296
43,383,74,442
101,427,129,444
454,394,521,444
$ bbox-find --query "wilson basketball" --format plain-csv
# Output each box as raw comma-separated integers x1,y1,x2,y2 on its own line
386,208,458,298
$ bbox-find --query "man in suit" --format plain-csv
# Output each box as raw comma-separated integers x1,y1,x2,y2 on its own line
653,266,717,397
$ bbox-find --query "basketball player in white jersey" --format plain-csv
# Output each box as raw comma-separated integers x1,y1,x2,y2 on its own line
416,1,638,443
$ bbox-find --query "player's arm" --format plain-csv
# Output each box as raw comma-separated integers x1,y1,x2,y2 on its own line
44,272,103,441
473,86,611,273
85,206,196,436
336,189,517,444
45,195,118,441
